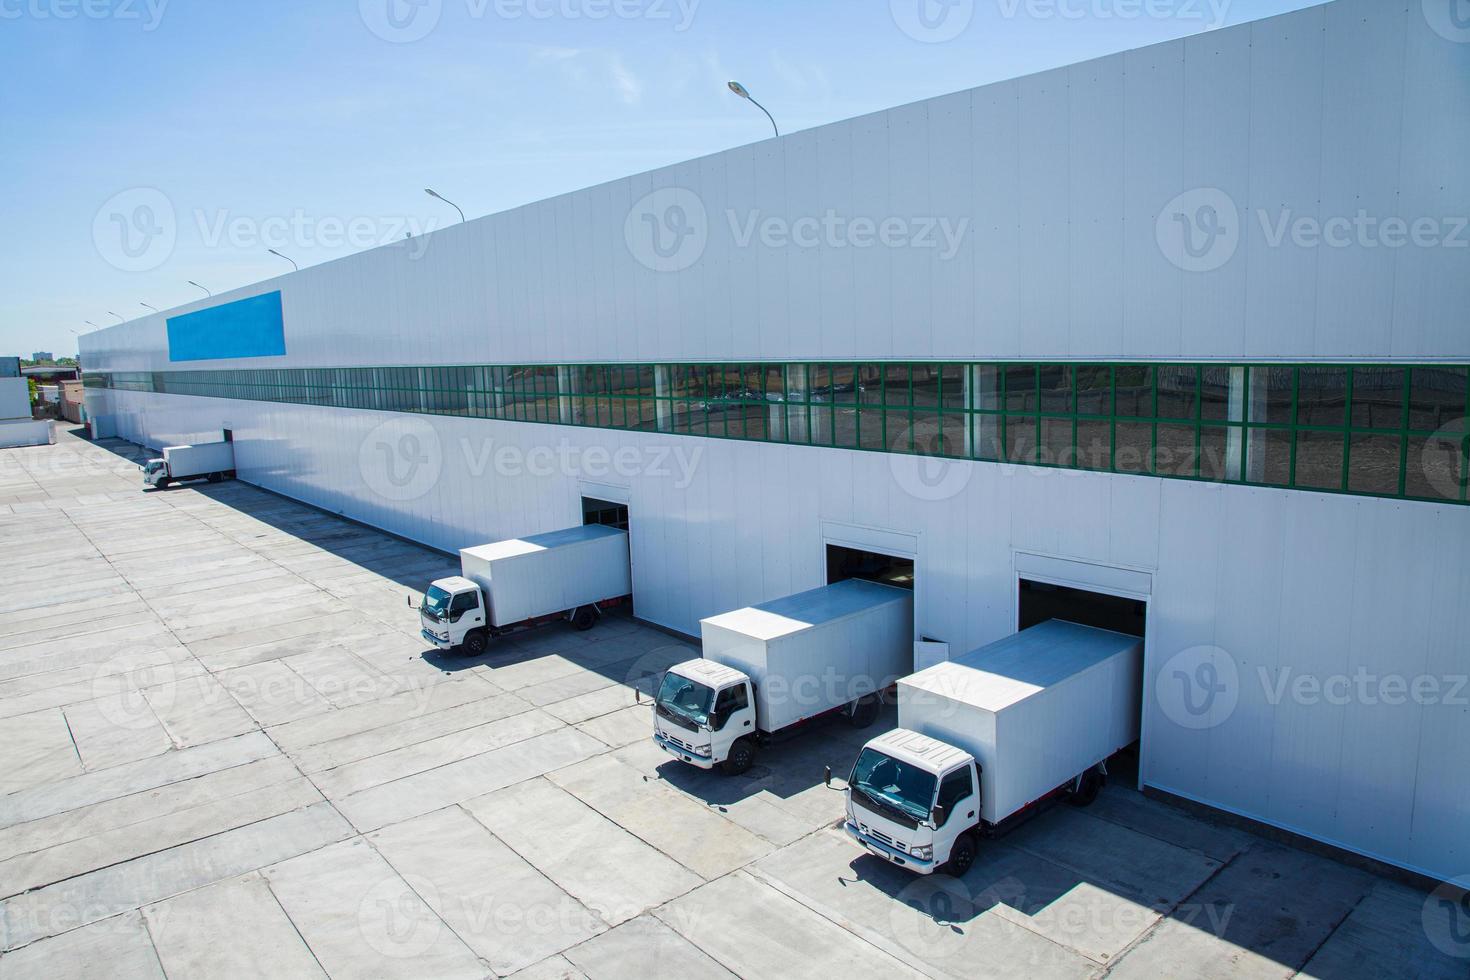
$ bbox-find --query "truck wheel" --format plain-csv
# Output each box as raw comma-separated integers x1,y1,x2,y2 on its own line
461,629,487,657
846,694,881,729
1068,767,1104,808
721,737,756,776
157,478,171,490
941,832,978,877
571,606,597,632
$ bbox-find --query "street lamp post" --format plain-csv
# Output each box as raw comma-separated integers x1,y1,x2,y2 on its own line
268,249,299,272
425,188,466,223
108,311,125,323
140,302,159,313
187,281,212,297
727,81,779,137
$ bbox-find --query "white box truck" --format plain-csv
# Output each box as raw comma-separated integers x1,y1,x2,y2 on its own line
838,620,1142,876
420,524,632,655
653,579,913,775
142,442,236,489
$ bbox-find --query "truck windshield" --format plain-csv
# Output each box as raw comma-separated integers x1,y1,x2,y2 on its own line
849,748,937,825
655,673,714,730
422,586,452,621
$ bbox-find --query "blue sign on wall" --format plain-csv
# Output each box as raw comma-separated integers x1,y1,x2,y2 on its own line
166,291,286,362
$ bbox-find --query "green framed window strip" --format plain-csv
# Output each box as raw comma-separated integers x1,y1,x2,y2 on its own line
88,362,1470,505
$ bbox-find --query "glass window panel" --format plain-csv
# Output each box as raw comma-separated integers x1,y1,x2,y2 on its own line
1293,431,1345,490
633,398,661,432
1200,367,1241,422
860,402,888,451
909,408,943,456
1296,367,1348,427
1350,367,1404,430
787,399,823,446
1249,366,1294,425
830,365,860,448
876,364,910,408
973,365,1001,412
1245,429,1292,485
975,415,1001,461
1348,434,1402,496
1076,419,1111,471
1405,434,1465,501
1075,367,1111,416
1157,366,1199,421
1039,365,1073,414
1040,418,1074,467
1198,426,1240,481
938,364,968,411
1155,424,1198,478
1004,365,1037,413
1005,417,1037,464
911,365,942,408
1408,367,1468,433
1114,421,1152,473
938,412,967,457
1114,366,1153,418
742,404,772,441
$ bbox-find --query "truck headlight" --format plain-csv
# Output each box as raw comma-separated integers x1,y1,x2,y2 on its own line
911,845,933,860
692,745,712,758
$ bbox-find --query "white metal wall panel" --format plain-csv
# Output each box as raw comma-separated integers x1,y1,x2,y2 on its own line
1244,5,1327,360
1180,27,1252,360
1066,55,1125,361
1120,39,1185,360
1314,1,1406,359
1393,5,1470,359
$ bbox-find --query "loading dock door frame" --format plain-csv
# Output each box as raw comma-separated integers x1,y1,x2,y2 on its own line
1012,552,1154,791
822,521,920,642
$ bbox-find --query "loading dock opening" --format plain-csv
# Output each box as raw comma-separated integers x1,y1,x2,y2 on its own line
1019,579,1144,637
582,497,629,531
1018,577,1147,786
826,544,914,590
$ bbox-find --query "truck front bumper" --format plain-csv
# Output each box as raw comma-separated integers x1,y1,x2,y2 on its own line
844,822,937,874
420,628,453,650
653,732,715,769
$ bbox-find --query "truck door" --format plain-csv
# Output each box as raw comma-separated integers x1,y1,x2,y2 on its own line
933,764,979,865
447,591,484,642
709,682,754,761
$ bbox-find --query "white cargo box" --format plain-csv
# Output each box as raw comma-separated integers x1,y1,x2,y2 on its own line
700,579,914,734
162,442,235,477
898,620,1142,825
461,524,631,628
0,420,53,449
0,377,30,421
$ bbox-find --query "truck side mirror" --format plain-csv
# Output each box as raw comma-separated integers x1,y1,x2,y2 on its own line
930,803,947,828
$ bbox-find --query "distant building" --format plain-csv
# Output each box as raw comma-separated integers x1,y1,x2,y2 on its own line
0,357,18,378
30,352,53,363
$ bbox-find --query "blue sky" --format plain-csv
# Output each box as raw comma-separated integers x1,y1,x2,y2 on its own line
0,0,1324,357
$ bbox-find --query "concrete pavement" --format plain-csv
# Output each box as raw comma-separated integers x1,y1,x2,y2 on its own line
0,427,1463,978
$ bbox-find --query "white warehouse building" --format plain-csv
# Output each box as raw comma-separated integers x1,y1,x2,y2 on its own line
81,0,1469,884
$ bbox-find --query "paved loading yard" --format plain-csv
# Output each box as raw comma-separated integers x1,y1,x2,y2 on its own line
0,427,1461,980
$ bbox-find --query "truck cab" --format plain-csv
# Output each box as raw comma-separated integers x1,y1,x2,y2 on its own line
842,729,981,876
652,659,755,773
141,458,169,488
420,576,486,651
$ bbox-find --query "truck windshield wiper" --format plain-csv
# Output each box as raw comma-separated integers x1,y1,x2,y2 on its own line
853,784,915,823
